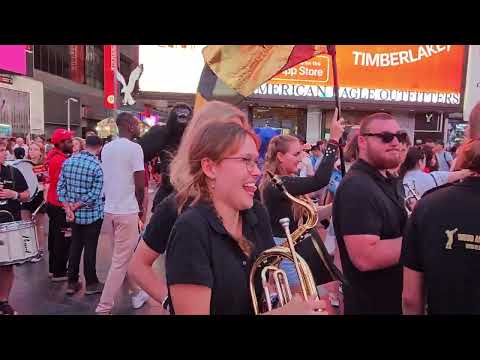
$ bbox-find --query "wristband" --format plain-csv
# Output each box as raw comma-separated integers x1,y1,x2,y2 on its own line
13,192,19,200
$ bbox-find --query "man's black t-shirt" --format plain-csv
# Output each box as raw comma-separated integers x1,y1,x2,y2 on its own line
401,177,480,314
332,159,407,314
0,165,29,222
166,200,275,315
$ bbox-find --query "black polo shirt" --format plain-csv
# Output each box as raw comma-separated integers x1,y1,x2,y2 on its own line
143,193,178,254
166,200,275,315
332,159,407,314
0,165,29,222
401,177,480,314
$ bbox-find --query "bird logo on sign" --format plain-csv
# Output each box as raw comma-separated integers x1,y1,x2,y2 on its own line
115,64,144,106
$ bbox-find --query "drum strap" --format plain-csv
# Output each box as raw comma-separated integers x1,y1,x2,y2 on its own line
8,165,15,190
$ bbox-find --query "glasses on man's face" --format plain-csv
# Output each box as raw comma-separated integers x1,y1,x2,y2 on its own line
223,157,260,173
361,131,408,144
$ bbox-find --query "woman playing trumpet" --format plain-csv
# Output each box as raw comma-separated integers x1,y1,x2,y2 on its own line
165,121,327,315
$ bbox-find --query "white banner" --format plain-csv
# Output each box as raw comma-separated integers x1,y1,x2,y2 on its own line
463,45,480,121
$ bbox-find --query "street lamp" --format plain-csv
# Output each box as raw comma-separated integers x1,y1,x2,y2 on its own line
66,97,79,132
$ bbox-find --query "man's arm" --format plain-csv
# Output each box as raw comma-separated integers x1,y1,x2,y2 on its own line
77,165,104,209
132,144,146,216
402,267,425,315
134,170,145,215
343,234,402,272
56,162,68,204
0,167,31,203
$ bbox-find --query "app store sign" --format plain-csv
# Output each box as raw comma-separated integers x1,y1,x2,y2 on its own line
253,45,466,107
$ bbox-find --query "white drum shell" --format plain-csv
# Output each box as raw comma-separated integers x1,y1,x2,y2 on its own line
0,220,39,266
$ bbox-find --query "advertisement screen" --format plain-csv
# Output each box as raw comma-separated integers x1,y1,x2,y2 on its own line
139,45,206,94
0,45,27,75
254,45,466,107
138,45,466,107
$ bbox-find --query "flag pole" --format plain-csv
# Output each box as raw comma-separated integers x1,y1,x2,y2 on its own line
328,45,346,177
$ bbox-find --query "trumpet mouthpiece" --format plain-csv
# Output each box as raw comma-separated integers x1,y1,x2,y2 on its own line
279,218,290,229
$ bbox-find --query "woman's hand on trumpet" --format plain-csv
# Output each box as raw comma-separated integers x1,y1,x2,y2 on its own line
266,295,329,315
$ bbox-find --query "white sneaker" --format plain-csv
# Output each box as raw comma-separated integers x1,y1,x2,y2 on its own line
131,290,150,309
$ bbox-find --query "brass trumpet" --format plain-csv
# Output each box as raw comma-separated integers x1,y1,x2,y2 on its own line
249,171,320,314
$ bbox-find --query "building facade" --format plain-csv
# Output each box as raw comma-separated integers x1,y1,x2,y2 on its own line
33,45,140,137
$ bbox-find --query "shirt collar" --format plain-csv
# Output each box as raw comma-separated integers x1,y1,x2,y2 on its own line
195,202,259,236
352,159,396,183
79,150,97,159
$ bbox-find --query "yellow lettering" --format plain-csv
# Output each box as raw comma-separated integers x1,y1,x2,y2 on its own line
458,234,475,242
445,228,458,250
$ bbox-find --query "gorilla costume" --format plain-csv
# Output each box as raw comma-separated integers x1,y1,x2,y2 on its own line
138,103,193,211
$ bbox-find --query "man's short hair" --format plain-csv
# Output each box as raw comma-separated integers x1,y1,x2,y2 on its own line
116,112,135,128
86,135,102,147
434,139,444,146
359,112,395,134
14,147,25,159
311,145,320,151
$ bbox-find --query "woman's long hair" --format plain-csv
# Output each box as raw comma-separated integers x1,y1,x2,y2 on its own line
344,131,360,163
173,121,258,257
73,137,85,153
170,101,250,196
259,135,307,224
27,142,45,165
399,146,426,177
455,138,480,172
422,145,438,172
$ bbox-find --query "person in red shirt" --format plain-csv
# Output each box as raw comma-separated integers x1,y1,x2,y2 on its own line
45,129,73,281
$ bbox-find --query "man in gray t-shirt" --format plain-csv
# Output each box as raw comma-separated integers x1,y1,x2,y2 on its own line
434,140,453,172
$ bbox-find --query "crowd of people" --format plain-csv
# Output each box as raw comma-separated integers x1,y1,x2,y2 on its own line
0,125,153,315
1,100,480,315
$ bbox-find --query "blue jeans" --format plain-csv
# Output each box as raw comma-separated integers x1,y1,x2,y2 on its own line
273,237,300,286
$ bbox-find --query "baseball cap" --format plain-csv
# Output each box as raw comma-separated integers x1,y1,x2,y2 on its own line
51,129,73,145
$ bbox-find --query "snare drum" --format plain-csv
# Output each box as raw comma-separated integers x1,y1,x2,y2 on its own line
0,219,39,266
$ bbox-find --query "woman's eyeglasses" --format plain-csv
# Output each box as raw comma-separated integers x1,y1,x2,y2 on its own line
361,131,408,144
223,157,260,172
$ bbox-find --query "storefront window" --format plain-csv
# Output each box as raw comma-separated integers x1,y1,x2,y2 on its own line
446,120,467,148
251,106,306,138
85,45,104,90
34,45,70,79
322,110,371,139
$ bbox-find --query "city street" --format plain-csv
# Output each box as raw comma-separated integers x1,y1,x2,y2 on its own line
9,187,168,315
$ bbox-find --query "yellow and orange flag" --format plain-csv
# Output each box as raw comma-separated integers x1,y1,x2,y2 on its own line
195,45,328,111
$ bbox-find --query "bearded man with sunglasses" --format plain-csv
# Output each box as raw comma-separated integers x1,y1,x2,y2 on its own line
332,113,408,314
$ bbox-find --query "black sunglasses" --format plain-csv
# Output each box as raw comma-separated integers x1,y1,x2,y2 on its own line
361,131,408,144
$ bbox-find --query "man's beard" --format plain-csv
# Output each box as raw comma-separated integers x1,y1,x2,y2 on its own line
367,145,401,170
